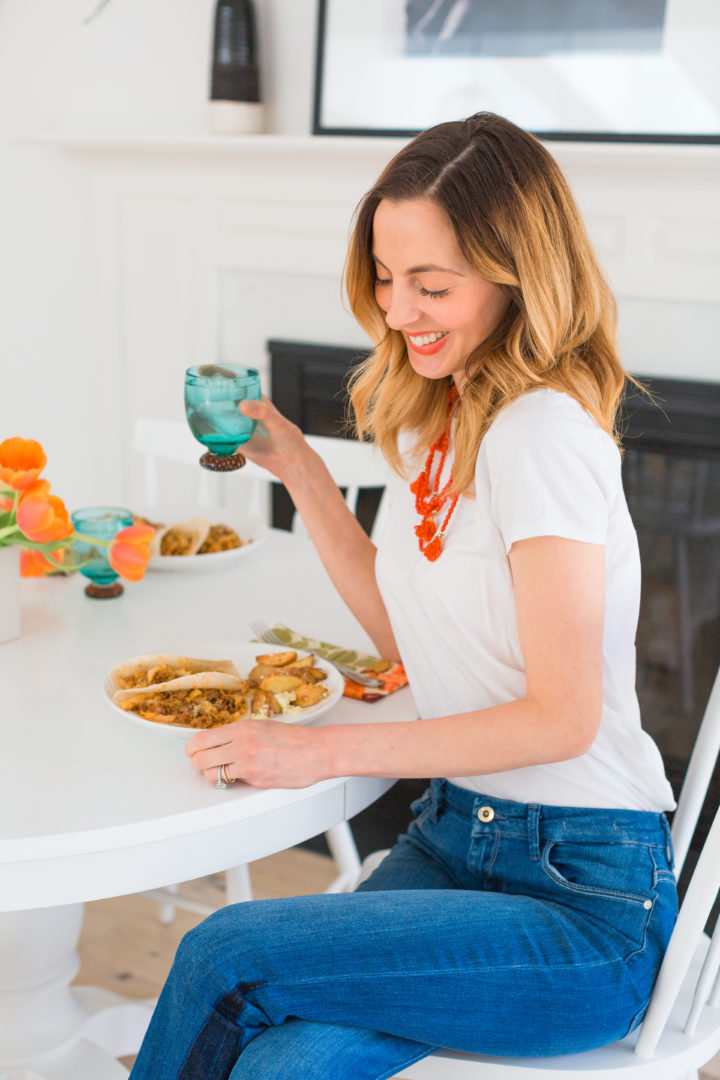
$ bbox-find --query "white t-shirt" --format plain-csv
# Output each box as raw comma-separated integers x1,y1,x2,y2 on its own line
374,388,675,812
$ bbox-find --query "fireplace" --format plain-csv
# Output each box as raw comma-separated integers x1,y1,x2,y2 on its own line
269,339,720,873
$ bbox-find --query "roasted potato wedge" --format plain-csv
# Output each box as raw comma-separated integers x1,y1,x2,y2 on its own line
248,663,284,683
251,688,283,716
255,651,297,667
284,666,326,684
290,654,315,667
294,683,329,707
258,674,304,693
250,689,271,717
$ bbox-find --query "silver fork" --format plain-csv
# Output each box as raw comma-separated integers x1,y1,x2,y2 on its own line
249,620,385,688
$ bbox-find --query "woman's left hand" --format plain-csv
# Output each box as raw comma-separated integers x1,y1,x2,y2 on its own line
185,717,329,789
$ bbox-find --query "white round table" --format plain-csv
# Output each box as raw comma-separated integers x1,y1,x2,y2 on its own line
0,530,412,1078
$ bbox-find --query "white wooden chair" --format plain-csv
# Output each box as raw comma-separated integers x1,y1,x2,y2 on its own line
357,668,720,1079
132,416,392,918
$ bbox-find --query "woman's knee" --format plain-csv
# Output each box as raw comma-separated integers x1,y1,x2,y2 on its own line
173,903,257,980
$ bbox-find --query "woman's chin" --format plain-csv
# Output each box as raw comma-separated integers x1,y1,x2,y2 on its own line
407,353,457,382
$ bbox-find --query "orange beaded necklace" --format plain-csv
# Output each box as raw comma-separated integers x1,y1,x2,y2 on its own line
409,384,460,562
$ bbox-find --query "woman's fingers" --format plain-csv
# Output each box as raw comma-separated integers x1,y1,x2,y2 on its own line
236,394,306,479
240,394,293,436
201,763,243,784
187,717,324,789
185,725,234,758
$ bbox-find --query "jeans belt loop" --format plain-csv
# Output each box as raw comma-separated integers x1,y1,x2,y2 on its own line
527,804,541,861
659,812,675,871
429,778,445,822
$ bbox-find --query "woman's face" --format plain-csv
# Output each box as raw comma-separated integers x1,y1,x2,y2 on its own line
372,197,509,391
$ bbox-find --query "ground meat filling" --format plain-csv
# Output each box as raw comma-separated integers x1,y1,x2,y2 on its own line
135,687,249,728
160,528,197,556
116,664,194,690
198,524,243,554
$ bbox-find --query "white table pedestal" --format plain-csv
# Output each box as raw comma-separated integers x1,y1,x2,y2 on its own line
0,532,409,1077
0,907,153,1079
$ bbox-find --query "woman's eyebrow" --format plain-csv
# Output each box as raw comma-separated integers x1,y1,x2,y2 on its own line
372,254,464,276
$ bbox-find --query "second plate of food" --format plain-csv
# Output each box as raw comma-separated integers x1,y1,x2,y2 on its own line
135,508,269,571
103,642,345,739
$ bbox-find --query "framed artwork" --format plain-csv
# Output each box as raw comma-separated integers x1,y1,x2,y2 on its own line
312,0,720,143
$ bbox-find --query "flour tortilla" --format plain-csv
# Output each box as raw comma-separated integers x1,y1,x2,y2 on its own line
110,653,243,706
149,517,210,557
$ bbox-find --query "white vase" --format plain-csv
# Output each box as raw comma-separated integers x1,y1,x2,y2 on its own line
0,545,21,644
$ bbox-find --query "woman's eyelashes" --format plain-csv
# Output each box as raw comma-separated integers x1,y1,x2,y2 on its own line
374,277,450,300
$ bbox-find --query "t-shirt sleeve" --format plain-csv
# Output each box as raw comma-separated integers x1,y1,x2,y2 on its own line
482,394,620,553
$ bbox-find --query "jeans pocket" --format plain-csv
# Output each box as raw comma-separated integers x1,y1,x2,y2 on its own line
541,841,659,955
541,841,653,905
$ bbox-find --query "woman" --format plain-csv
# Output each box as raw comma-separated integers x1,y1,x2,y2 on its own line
130,112,677,1080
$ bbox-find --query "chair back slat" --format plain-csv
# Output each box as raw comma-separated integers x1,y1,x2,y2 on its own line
292,435,391,542
710,961,720,1008
132,417,267,518
132,421,390,535
671,666,720,878
686,913,720,1035
635,800,720,1057
304,435,389,490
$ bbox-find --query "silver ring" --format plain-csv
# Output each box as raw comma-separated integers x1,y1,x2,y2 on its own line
215,764,228,790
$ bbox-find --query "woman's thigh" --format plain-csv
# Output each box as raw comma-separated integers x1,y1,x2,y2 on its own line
178,882,656,1059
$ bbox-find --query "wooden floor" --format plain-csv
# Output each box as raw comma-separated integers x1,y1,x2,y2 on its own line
76,847,720,1078
75,848,338,1072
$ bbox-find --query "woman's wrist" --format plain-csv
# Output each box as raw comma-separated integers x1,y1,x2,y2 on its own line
314,722,385,780
313,723,351,779
275,443,322,493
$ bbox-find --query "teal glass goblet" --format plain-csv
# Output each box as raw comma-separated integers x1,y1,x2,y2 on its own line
70,506,133,599
184,364,261,471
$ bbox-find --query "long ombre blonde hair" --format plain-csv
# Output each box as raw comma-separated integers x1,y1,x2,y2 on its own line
345,112,630,497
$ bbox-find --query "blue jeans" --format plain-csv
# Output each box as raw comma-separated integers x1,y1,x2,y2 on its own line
129,779,677,1080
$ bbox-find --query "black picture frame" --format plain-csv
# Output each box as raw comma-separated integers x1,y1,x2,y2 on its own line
312,0,720,144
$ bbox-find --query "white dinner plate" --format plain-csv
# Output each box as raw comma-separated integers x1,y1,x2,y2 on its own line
141,509,269,572
102,641,345,740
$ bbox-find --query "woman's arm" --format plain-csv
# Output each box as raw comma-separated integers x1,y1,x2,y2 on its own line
187,535,605,787
239,397,399,659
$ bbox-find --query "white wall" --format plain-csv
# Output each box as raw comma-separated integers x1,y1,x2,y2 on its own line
0,0,318,506
0,0,718,510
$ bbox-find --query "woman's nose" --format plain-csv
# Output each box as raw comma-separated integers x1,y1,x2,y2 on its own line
383,288,422,331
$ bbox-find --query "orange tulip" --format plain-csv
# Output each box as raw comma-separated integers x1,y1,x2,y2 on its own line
0,494,13,513
0,437,47,491
20,547,65,578
108,524,154,582
16,480,73,543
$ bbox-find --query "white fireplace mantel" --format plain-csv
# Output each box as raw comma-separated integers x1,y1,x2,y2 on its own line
25,130,720,180
21,131,720,509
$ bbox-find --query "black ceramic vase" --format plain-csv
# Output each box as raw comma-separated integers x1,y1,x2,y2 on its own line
209,0,264,134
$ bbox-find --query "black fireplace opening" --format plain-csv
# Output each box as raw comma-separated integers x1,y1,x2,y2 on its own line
269,339,720,887
269,338,380,537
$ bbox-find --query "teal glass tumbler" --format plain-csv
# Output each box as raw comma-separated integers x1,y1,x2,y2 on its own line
70,506,134,599
184,364,261,471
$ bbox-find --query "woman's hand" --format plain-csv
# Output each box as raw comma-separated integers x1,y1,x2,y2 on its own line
239,395,310,484
185,716,330,789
